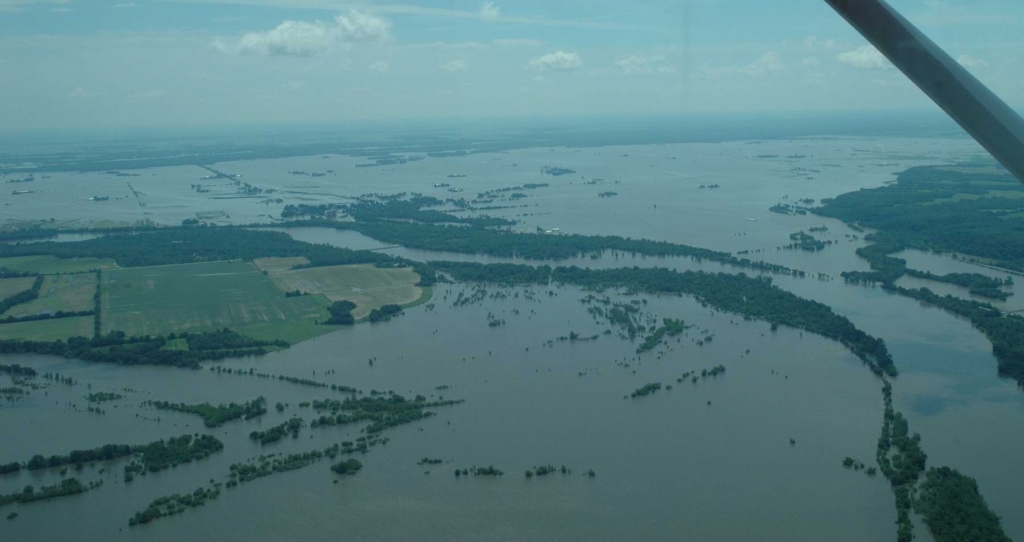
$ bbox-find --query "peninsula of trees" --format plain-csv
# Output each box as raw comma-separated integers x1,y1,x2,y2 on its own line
432,261,896,376
0,329,287,369
145,397,267,427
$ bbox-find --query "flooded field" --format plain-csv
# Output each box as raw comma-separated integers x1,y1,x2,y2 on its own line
4,135,1022,541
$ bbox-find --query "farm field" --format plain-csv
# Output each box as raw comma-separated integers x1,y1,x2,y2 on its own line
0,255,117,274
2,273,97,318
100,260,332,342
0,315,94,341
254,258,427,319
0,276,36,300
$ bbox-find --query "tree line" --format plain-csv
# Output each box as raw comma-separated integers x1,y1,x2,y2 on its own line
8,434,224,477
0,274,42,315
0,329,286,369
145,397,267,428
433,261,896,377
815,164,1024,272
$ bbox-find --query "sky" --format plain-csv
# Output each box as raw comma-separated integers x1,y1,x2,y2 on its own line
1,0,1023,130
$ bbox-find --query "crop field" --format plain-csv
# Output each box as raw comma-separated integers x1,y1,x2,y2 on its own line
0,276,37,300
0,255,117,274
2,273,97,318
0,315,94,341
255,259,427,319
252,256,309,273
100,260,332,342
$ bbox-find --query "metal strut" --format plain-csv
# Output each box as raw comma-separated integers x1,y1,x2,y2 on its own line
825,0,1024,183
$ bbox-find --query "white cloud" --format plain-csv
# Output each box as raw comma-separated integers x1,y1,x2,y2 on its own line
957,54,988,69
837,45,892,70
112,2,136,7
480,1,499,21
369,61,389,73
334,10,392,42
441,59,468,72
801,57,821,67
67,87,100,98
215,10,391,57
281,81,307,90
615,54,675,75
737,52,784,76
529,51,581,72
227,20,333,56
803,36,835,50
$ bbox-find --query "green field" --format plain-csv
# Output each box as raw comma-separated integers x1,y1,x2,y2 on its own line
0,315,94,341
100,260,334,342
2,273,97,318
0,255,117,274
255,259,428,319
0,276,36,300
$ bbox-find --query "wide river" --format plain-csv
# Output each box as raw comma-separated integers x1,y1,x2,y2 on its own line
2,136,1022,541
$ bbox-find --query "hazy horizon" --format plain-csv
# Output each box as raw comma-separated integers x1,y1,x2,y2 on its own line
3,0,1023,130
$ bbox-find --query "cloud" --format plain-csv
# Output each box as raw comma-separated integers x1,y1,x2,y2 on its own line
441,59,468,72
737,52,784,76
803,36,835,50
529,51,581,72
369,61,389,73
215,10,391,57
837,45,891,70
957,54,988,69
801,57,821,67
480,1,499,21
281,81,307,90
334,10,392,42
615,54,675,75
112,2,136,7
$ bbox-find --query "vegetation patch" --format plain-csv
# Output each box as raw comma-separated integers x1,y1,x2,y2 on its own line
128,486,220,527
0,275,42,316
0,329,286,369
249,418,303,445
330,458,363,475
145,397,267,427
259,261,426,320
915,467,1011,542
2,272,98,319
0,315,95,341
435,261,896,377
100,261,330,341
0,276,37,301
815,164,1024,272
0,255,116,275
308,394,463,434
85,392,123,403
0,478,101,508
636,318,687,353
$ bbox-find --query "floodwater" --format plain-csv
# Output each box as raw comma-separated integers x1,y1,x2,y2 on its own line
3,135,1023,541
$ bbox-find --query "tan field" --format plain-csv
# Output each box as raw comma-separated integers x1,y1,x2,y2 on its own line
0,255,117,274
0,276,37,300
255,258,426,319
2,273,98,318
0,315,94,341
